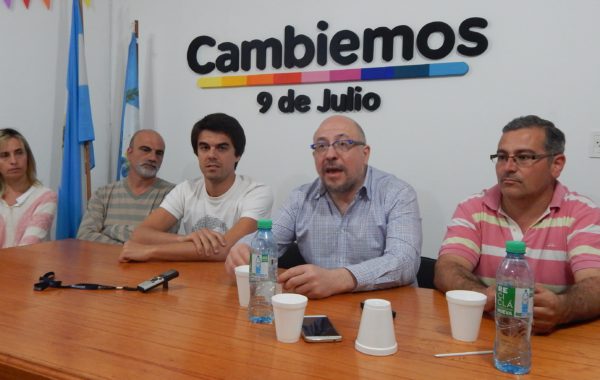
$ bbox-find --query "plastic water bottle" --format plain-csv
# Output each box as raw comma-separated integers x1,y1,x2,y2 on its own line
494,240,534,375
248,219,277,324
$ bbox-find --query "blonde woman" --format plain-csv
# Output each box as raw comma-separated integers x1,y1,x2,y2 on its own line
0,128,57,248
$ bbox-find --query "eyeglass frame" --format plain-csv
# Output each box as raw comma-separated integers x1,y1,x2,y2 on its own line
489,152,556,167
310,139,366,154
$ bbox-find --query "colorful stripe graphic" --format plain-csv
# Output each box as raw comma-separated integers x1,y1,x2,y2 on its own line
197,62,468,89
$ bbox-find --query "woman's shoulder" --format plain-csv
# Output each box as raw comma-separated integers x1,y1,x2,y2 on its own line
31,184,57,201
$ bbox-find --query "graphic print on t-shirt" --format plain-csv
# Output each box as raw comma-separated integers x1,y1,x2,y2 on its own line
192,215,228,233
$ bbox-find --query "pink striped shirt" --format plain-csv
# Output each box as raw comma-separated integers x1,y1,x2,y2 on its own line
438,182,600,293
0,185,57,248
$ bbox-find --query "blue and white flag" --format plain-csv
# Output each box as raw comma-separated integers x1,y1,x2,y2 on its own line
56,0,95,239
117,32,140,180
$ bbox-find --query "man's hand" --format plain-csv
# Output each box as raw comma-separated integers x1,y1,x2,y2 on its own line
533,284,566,334
178,228,226,257
277,264,356,299
484,286,496,312
224,243,252,276
119,241,154,262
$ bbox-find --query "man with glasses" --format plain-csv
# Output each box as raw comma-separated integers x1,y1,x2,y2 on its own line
434,115,600,334
225,115,422,299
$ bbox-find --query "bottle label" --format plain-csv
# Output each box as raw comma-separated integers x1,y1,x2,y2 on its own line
496,285,533,318
250,251,270,278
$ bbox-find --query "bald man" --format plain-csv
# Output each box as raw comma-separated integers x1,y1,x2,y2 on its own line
225,115,422,299
77,129,175,244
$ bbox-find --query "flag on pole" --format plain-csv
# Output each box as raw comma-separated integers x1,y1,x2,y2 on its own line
117,32,140,180
56,0,95,239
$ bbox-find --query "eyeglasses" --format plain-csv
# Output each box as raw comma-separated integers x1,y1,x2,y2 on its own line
310,139,366,154
490,153,555,167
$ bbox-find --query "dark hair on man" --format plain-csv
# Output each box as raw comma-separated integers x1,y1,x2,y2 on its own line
0,128,40,196
502,115,565,154
190,113,246,168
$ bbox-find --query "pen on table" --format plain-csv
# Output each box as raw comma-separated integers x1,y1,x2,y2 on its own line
434,350,493,358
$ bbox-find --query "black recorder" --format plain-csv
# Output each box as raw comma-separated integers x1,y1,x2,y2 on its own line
137,269,179,292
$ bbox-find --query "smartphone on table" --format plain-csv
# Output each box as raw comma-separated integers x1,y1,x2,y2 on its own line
301,315,342,342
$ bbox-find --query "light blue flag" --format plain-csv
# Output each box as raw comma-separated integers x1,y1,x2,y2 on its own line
56,0,95,239
117,32,140,180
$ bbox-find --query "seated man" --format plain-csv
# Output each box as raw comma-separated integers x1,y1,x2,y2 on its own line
226,115,422,299
77,129,174,244
120,113,273,262
434,115,600,334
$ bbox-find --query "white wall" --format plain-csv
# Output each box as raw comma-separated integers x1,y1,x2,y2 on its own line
1,0,599,258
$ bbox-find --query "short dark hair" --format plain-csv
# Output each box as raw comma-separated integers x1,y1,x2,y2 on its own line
502,115,565,154
190,113,246,167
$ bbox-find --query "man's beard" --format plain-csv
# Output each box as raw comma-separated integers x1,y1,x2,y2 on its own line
323,176,357,194
134,162,158,179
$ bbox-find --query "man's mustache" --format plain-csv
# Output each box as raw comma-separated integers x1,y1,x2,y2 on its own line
140,160,158,169
501,175,521,183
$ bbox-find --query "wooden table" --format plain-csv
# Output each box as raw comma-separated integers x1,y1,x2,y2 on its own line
0,240,598,379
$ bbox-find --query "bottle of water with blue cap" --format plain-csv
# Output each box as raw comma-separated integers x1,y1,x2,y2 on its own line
494,240,534,374
248,219,277,324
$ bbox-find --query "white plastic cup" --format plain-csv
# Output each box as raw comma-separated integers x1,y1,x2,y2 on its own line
355,299,398,356
271,293,308,343
234,265,250,307
445,290,487,342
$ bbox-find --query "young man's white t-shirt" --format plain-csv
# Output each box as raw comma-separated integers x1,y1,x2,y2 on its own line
160,175,273,234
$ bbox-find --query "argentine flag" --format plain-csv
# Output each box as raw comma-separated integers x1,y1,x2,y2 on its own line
117,32,140,180
56,0,95,239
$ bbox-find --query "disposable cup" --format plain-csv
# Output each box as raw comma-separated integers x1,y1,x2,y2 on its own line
355,299,397,356
234,265,250,307
445,290,487,342
271,293,308,343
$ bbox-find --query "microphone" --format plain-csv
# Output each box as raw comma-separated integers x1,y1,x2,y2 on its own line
137,269,179,292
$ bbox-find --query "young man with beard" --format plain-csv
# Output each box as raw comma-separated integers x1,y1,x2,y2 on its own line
434,115,600,334
120,113,273,262
225,115,422,299
77,129,174,244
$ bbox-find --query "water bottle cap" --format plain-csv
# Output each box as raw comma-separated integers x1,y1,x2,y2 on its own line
257,219,272,229
506,240,526,254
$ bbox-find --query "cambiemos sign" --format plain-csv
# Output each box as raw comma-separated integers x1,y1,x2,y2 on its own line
187,17,488,113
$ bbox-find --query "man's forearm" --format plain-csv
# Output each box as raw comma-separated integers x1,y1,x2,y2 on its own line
334,268,357,294
344,251,418,291
103,224,134,244
434,260,487,293
145,241,229,261
558,276,600,325
131,226,181,244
